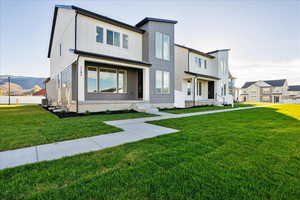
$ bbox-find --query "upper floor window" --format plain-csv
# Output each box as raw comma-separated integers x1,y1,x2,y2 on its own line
107,30,120,47
194,57,202,68
204,60,207,69
155,32,170,61
96,26,103,43
122,34,128,49
155,70,170,94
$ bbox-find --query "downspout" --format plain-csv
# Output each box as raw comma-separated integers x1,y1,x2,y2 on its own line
75,11,79,113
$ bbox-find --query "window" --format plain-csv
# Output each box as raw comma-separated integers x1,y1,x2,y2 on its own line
96,26,103,43
87,67,97,93
107,30,120,47
155,70,170,94
155,32,170,61
155,32,163,59
197,80,202,96
187,81,191,96
114,32,120,47
194,57,198,65
57,74,60,88
163,71,170,94
99,68,117,93
118,70,127,93
59,43,62,56
224,84,226,96
155,70,163,94
163,34,170,60
61,66,72,88
107,30,114,45
204,60,207,69
198,58,202,67
122,34,128,49
88,67,127,94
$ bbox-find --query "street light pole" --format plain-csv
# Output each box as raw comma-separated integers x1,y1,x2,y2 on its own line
8,76,11,105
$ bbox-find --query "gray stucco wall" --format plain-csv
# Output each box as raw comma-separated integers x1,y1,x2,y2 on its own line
84,62,139,101
140,21,175,104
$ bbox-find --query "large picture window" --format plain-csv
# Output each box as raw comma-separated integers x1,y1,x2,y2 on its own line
99,68,117,93
155,70,170,94
155,32,170,61
87,67,127,94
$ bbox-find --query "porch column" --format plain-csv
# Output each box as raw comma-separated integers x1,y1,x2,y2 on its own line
193,77,196,106
143,68,150,102
77,57,85,102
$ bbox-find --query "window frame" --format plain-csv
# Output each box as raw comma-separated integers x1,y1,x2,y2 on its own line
155,70,170,94
155,32,170,61
122,34,128,49
106,30,114,45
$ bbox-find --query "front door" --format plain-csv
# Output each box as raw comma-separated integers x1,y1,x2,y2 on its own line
137,69,143,99
274,96,279,103
208,81,215,99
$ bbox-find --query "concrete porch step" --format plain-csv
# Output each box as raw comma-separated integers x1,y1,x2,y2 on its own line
133,103,159,113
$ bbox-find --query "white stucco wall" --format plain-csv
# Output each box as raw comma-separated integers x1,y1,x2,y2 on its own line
188,52,217,77
77,15,143,62
49,8,77,79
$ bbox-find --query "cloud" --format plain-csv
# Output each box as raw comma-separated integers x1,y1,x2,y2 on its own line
230,59,300,87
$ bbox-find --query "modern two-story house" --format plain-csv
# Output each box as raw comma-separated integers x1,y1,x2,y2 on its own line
173,44,233,107
46,5,233,112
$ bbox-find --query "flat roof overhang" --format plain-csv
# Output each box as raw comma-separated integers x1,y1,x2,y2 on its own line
184,71,220,80
73,50,151,67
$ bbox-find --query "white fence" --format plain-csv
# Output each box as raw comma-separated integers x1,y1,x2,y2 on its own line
0,96,45,105
280,99,300,104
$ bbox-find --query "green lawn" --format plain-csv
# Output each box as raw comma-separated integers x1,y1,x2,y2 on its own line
1,104,299,199
0,105,155,151
160,103,255,114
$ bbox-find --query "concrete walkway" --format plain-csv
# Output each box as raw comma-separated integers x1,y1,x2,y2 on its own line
0,106,262,170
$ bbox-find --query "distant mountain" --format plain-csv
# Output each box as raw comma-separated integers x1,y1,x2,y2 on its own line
0,76,46,89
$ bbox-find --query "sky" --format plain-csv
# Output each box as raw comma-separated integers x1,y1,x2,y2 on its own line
0,0,299,87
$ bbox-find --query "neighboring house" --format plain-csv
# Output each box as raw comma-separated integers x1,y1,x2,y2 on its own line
173,44,233,107
46,5,233,112
240,79,288,103
283,85,300,102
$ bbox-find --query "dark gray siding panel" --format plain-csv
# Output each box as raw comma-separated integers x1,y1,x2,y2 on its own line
84,62,139,101
140,21,175,104
72,63,78,101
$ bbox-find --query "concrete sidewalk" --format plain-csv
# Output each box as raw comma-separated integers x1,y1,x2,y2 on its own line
0,106,261,170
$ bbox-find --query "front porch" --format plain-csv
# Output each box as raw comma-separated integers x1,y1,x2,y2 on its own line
72,53,151,113
177,74,218,108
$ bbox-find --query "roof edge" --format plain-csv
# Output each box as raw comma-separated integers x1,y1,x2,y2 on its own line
136,17,178,27
207,49,231,54
175,44,215,59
